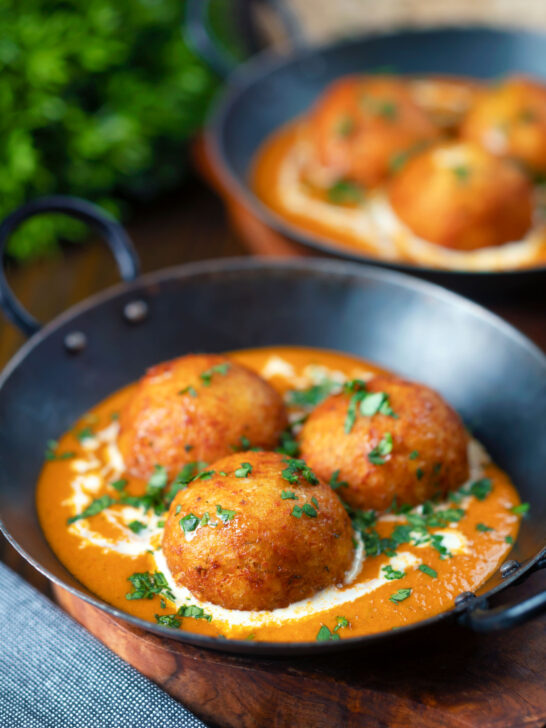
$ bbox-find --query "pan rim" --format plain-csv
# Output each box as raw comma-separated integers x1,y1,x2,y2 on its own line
205,25,546,278
0,256,545,655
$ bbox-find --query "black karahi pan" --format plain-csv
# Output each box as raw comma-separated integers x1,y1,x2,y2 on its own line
0,197,545,656
187,0,546,295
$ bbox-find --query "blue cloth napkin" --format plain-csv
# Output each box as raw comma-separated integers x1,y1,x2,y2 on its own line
0,561,208,728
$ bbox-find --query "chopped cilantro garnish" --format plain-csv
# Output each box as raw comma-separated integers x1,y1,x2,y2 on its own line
409,450,419,460
291,505,303,518
178,385,197,397
311,496,319,509
281,457,319,485
382,564,405,580
302,503,317,518
177,604,212,622
128,520,147,534
110,411,119,421
416,467,424,480
200,362,230,386
76,426,94,441
179,513,200,532
418,564,437,578
316,624,341,642
147,465,168,498
275,428,300,457
327,180,363,205
368,432,393,465
287,380,339,409
45,439,75,461
216,505,236,523
476,523,493,532
336,116,354,137
110,478,128,492
234,462,253,478
184,444,194,452
505,535,514,544
511,503,530,516
127,571,175,601
195,470,215,480
389,588,412,603
329,469,348,490
359,391,397,418
467,478,492,501
452,165,471,183
155,614,181,628
281,490,298,500
67,495,115,524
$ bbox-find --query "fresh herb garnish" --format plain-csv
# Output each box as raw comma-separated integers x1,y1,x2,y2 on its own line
234,462,253,478
177,604,212,622
281,457,319,485
155,614,181,628
67,495,116,524
128,520,147,534
302,503,317,518
389,588,412,603
467,478,492,501
382,564,405,580
453,165,471,183
316,624,340,642
505,535,514,544
178,385,197,397
327,180,363,205
110,478,128,492
76,426,94,442
287,380,339,409
418,564,437,578
416,467,424,480
147,465,168,498
216,505,236,524
200,363,230,386
179,513,200,532
368,433,393,465
476,523,493,532
329,469,348,490
281,490,298,500
359,391,397,418
276,428,300,457
45,439,75,461
409,450,419,460
291,505,303,518
511,503,530,516
127,571,175,601
336,116,354,137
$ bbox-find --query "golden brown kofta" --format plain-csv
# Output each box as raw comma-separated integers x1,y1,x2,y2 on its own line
162,451,354,611
389,141,533,250
299,375,469,512
302,76,440,190
408,76,483,131
461,76,546,175
118,354,288,480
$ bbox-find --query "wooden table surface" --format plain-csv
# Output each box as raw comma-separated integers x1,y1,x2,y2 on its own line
1,175,545,727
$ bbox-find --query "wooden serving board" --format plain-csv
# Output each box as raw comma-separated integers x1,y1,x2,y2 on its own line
53,577,546,728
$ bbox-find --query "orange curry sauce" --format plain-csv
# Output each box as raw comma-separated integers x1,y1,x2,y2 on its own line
37,347,521,642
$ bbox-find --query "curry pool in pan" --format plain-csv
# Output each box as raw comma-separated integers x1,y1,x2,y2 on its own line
37,346,524,643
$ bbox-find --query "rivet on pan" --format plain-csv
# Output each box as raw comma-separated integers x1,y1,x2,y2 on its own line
64,331,87,354
500,559,520,578
455,591,476,607
123,300,148,324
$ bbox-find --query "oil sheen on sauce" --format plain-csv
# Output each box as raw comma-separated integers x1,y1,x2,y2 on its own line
36,347,522,643
251,123,546,271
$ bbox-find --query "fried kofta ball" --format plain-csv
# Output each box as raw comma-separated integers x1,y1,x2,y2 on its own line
302,76,440,190
299,375,469,512
162,451,354,611
389,141,534,250
118,354,288,480
408,76,483,131
461,76,546,175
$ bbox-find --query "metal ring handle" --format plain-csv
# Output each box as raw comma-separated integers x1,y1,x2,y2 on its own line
460,552,546,632
185,0,306,78
0,196,140,337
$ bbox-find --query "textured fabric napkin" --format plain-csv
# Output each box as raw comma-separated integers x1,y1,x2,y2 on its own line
0,561,208,728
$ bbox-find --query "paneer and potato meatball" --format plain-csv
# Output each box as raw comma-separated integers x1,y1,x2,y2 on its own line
299,375,469,512
162,451,354,611
389,141,534,250
461,76,546,175
302,76,440,190
118,354,288,480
